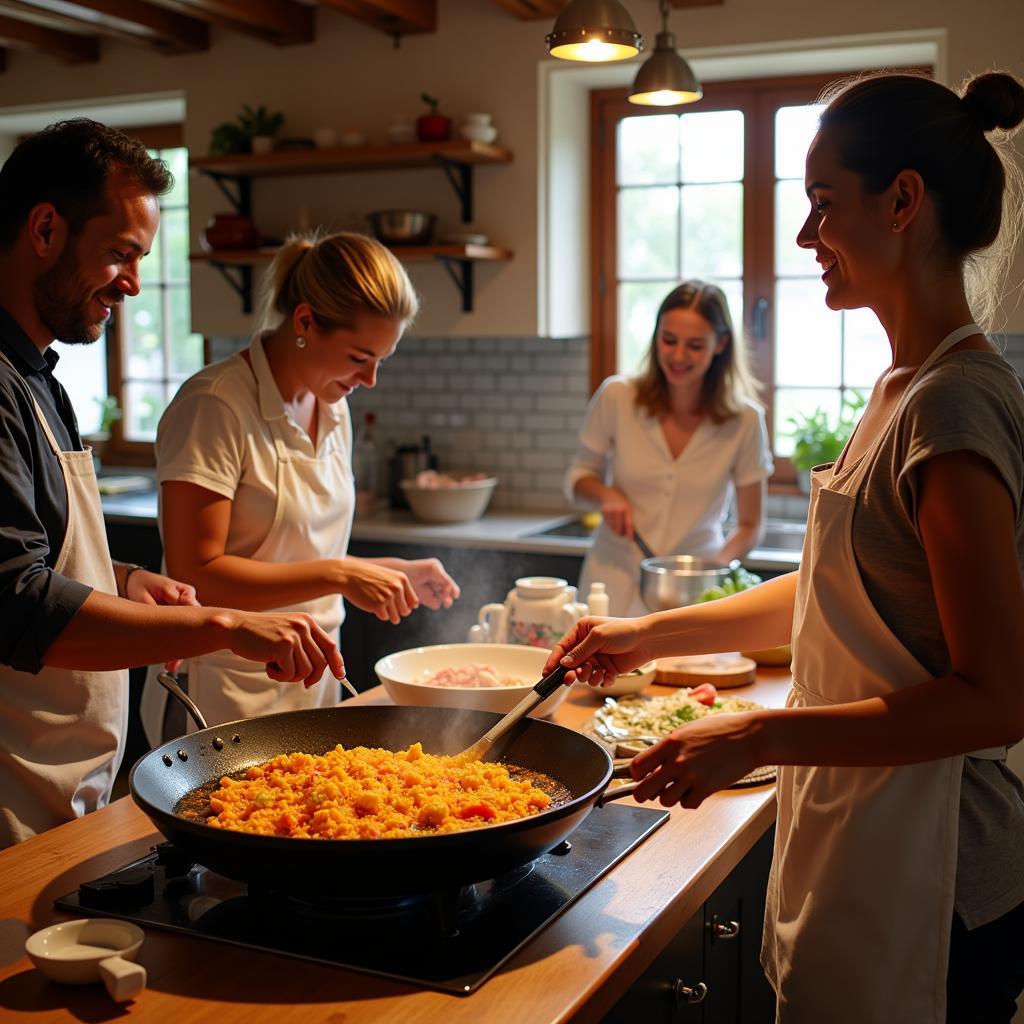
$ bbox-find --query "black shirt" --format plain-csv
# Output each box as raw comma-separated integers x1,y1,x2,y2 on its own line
0,307,92,672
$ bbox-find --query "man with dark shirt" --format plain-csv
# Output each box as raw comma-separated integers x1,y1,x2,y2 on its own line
0,119,345,848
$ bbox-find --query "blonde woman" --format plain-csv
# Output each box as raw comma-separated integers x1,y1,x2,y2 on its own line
141,232,458,740
566,281,773,615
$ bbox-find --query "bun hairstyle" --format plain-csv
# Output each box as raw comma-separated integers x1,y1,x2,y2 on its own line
818,70,1024,328
255,230,419,336
634,279,760,424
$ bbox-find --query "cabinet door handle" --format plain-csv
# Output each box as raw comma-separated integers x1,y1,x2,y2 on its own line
711,916,740,941
673,979,708,1006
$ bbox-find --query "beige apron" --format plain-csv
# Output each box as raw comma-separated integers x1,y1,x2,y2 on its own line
0,350,127,849
141,388,354,741
761,324,1007,1023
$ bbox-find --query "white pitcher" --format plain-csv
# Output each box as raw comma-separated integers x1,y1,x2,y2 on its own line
475,577,586,648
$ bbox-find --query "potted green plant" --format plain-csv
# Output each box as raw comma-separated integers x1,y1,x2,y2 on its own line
785,390,865,492
83,395,122,469
208,104,285,156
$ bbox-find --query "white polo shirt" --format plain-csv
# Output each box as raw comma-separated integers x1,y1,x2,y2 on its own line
155,336,353,562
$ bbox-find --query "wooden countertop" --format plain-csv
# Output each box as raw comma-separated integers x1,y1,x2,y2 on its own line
0,671,791,1023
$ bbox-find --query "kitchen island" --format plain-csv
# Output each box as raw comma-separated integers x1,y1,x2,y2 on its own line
0,673,789,1023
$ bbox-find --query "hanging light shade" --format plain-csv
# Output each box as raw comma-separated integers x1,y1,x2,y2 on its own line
628,2,702,106
546,0,643,63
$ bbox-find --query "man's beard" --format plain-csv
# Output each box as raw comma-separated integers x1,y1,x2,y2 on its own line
34,246,116,345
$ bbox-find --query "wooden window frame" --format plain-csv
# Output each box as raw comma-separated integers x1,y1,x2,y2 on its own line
103,123,208,467
589,72,871,489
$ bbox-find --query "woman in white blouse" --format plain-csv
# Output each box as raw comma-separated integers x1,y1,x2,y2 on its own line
567,280,773,615
140,232,458,741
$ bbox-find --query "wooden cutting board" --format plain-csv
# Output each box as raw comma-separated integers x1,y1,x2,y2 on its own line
654,653,757,689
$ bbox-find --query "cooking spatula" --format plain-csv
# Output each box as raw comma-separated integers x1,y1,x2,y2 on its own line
456,664,569,762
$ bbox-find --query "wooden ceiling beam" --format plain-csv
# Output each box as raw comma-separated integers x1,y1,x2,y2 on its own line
318,0,436,36
4,0,207,53
145,0,312,46
0,11,96,60
491,0,563,18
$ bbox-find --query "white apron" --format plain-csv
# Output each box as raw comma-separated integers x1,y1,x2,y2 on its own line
0,350,127,848
141,386,354,743
761,324,1007,1022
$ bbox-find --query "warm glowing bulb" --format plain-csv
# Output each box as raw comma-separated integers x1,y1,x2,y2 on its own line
629,88,702,106
550,38,639,62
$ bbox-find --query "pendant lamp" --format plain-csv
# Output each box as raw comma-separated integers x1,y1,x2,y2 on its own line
628,0,702,105
546,0,643,63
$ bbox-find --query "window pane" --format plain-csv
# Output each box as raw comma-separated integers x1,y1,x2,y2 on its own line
161,147,189,207
714,278,744,345
162,208,191,283
51,339,107,435
775,278,840,387
775,180,818,278
774,387,841,458
680,110,743,183
618,280,672,376
124,380,165,442
167,288,202,377
618,115,679,186
681,182,742,278
123,291,165,380
618,186,679,279
139,227,163,285
775,104,824,180
843,308,890,388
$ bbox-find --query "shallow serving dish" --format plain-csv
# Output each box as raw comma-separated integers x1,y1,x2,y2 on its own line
375,643,569,716
575,660,657,698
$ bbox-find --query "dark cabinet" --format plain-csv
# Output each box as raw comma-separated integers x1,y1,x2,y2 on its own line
604,826,776,1024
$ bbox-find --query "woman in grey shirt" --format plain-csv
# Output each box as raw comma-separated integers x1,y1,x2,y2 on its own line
546,70,1024,1022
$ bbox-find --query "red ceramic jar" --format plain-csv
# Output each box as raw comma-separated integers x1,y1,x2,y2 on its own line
200,213,260,251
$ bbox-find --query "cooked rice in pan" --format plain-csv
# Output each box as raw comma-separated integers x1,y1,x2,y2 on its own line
203,742,553,839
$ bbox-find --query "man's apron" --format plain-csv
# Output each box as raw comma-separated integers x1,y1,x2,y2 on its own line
0,350,127,848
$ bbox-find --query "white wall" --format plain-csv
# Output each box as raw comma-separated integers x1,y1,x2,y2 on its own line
0,0,1019,336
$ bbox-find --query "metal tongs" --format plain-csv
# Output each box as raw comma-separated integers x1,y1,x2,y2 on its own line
457,664,570,761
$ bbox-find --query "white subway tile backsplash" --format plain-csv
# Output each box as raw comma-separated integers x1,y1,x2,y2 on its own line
344,333,590,508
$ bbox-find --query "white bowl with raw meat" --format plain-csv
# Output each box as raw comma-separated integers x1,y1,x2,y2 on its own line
374,643,570,716
399,471,497,523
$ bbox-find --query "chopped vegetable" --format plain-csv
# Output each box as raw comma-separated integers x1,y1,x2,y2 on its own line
696,565,762,603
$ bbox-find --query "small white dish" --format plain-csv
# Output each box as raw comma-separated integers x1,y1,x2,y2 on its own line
25,918,146,1002
438,231,489,246
458,123,498,144
576,660,657,698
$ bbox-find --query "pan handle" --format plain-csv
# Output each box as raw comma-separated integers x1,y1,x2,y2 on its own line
157,671,208,732
596,758,642,807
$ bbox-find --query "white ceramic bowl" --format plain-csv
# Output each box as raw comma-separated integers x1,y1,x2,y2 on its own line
25,918,146,1000
575,660,657,698
375,643,569,717
399,476,497,523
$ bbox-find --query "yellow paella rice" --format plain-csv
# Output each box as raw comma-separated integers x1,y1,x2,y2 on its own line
204,742,552,839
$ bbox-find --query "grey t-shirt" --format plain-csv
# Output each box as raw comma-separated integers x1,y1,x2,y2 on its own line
840,350,1024,929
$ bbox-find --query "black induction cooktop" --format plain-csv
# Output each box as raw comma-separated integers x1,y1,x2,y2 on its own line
56,803,668,994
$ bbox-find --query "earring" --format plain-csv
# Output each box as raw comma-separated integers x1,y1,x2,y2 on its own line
891,222,900,232
296,336,306,349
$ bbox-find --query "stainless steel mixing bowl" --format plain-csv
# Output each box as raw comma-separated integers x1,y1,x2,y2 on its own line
367,210,436,246
639,555,736,612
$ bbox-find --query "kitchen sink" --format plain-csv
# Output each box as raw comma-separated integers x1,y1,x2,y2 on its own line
526,517,805,550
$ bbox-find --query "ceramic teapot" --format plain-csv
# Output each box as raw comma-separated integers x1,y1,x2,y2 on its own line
474,577,586,648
